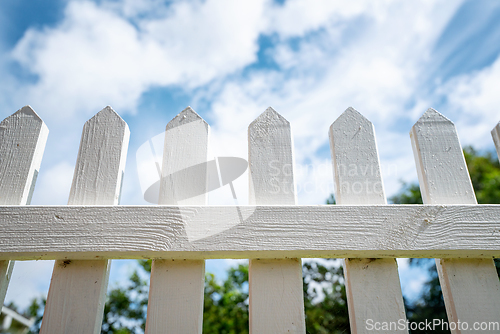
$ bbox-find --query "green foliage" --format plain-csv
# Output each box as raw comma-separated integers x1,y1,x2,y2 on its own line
463,146,500,204
101,260,350,333
203,264,249,333
27,297,45,334
101,269,148,334
404,259,449,333
303,261,349,334
326,194,336,205
389,182,422,204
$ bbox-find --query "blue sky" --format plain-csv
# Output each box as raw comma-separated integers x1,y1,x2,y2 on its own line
2,0,500,311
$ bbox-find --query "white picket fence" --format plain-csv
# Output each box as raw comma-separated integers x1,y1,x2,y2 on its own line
0,105,500,334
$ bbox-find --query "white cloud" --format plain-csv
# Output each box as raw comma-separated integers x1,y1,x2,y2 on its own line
438,56,500,149
190,0,464,203
9,0,267,117
267,0,378,38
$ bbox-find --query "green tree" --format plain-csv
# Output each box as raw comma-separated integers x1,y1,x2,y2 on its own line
101,268,149,334
390,146,500,333
101,260,250,334
203,264,249,333
27,298,45,334
102,259,350,333
303,260,349,333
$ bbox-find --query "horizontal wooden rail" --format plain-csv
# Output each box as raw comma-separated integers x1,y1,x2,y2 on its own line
1,205,500,260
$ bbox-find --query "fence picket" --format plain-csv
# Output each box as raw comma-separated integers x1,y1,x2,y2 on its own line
329,107,407,333
40,106,129,334
248,107,306,334
410,108,500,332
492,122,500,160
145,107,207,334
0,106,48,305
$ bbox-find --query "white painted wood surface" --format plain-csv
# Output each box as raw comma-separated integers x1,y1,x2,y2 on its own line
330,107,407,334
0,260,14,309
249,259,304,333
492,121,500,160
68,107,129,206
0,106,49,206
40,106,129,334
1,204,500,260
40,260,111,334
146,107,207,334
147,259,205,333
248,107,305,334
411,108,500,332
329,107,385,205
0,106,48,305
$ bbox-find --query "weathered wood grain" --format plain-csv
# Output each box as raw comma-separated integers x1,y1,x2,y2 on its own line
1,204,500,260
0,106,48,305
147,259,205,333
411,108,500,332
40,106,129,334
248,107,305,334
330,107,407,334
249,259,304,333
40,260,110,333
0,106,49,206
159,106,209,206
249,107,296,205
329,107,385,205
410,109,475,205
146,107,207,334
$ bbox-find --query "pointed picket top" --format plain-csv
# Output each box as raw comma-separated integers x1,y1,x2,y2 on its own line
329,107,385,205
414,107,453,125
331,106,371,129
86,105,127,127
0,105,49,205
249,106,290,129
410,107,475,205
411,108,456,144
0,105,48,307
68,106,130,205
160,106,209,206
5,105,44,123
491,122,500,161
166,106,208,131
248,107,291,147
0,105,47,138
248,106,295,205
